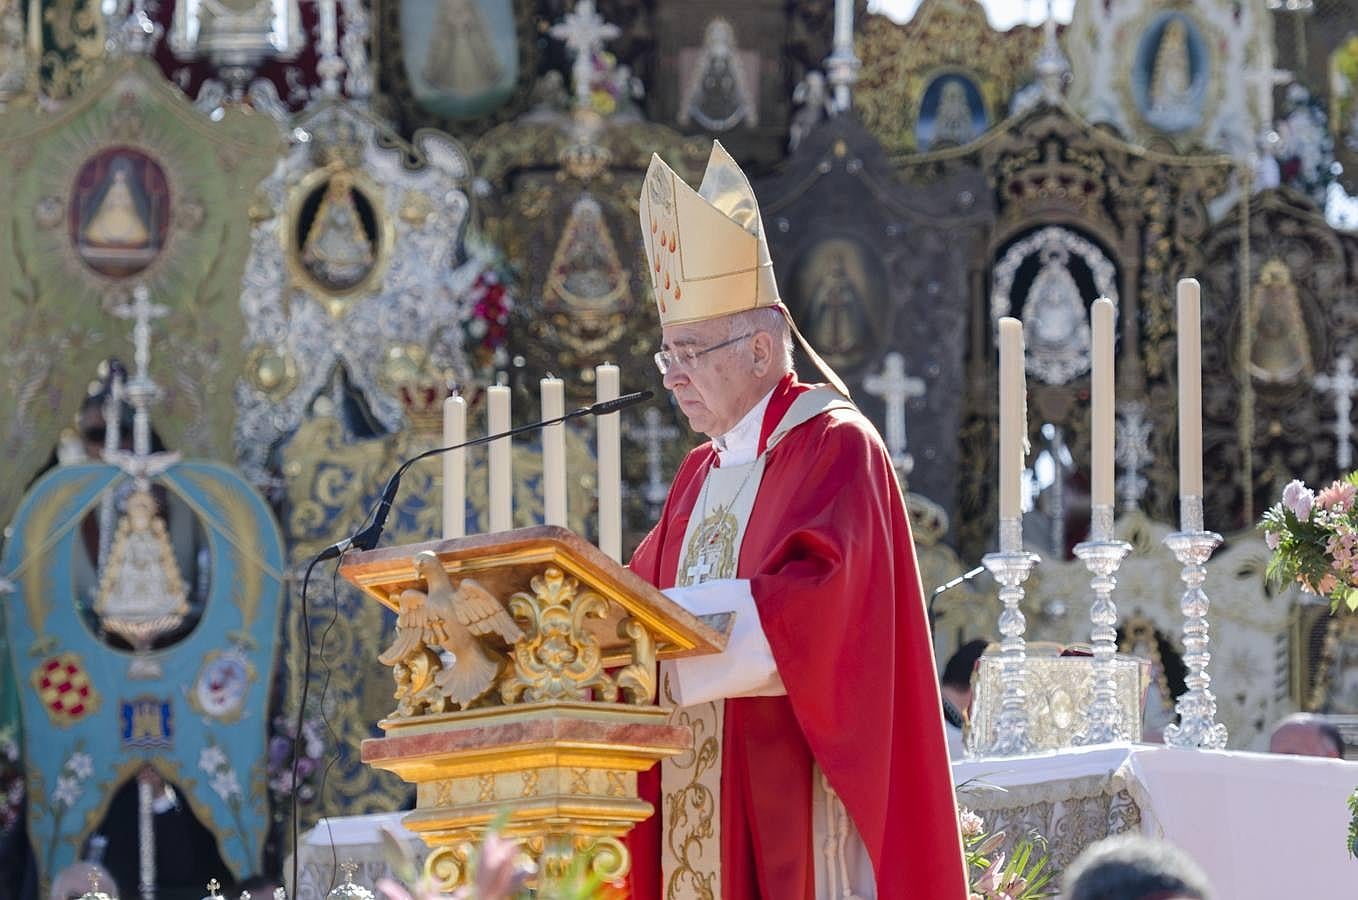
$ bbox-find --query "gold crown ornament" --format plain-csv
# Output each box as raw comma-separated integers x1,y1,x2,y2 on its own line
639,141,849,397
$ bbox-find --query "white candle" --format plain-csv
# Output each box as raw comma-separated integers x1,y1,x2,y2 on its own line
1091,298,1115,509
488,383,512,532
541,377,567,527
1177,279,1203,498
596,363,622,561
442,394,466,539
998,317,1026,521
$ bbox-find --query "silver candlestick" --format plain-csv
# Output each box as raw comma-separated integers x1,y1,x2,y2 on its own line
1073,504,1133,745
1163,495,1227,749
981,517,1040,756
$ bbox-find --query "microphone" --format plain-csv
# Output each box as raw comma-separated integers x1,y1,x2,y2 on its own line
316,389,654,561
928,564,986,626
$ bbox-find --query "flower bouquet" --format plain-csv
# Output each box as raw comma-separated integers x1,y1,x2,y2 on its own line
960,807,1055,899
1260,474,1358,612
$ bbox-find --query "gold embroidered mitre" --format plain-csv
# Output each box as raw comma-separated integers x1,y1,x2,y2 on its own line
640,141,850,396
640,141,779,326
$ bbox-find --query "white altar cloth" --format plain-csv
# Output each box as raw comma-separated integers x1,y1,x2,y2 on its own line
955,743,1358,897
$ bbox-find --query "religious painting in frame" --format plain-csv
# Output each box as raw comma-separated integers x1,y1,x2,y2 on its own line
991,225,1120,387
399,0,518,120
374,0,539,135
676,16,761,132
785,235,887,373
283,166,393,306
68,147,172,280
1129,9,1210,135
915,71,988,151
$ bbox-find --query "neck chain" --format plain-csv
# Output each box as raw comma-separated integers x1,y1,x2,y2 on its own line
695,453,762,545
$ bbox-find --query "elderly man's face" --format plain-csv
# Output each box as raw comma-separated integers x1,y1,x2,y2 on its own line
660,318,757,438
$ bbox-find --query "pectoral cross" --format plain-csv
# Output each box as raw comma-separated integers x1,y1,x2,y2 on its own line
863,352,926,476
548,0,620,110
685,556,712,585
1316,354,1357,470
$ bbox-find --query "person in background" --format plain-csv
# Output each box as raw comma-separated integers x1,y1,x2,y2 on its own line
1267,712,1344,758
940,638,988,759
1063,834,1212,900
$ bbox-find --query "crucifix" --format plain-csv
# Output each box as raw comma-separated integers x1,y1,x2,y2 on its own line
1115,400,1153,513
1315,354,1357,470
549,0,620,110
111,285,170,460
863,352,925,476
628,407,679,516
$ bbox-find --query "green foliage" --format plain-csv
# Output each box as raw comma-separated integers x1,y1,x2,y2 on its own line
1348,787,1358,860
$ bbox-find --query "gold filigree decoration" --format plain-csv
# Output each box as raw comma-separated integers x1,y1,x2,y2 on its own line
499,567,655,706
389,647,449,718
570,768,590,794
501,568,608,703
663,706,721,900
575,835,629,881
424,843,476,892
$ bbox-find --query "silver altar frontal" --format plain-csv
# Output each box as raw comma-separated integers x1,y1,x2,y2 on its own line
967,647,1150,756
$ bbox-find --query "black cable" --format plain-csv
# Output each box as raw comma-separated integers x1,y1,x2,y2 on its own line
314,557,347,892
289,551,324,899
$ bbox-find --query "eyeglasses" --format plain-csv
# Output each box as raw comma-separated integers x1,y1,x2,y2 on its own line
653,333,752,375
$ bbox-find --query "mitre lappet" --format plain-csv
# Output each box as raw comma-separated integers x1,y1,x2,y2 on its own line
638,141,851,398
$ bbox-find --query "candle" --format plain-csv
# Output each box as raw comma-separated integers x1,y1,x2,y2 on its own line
442,394,466,539
488,383,512,532
596,363,622,561
998,317,1026,521
1177,279,1203,498
541,377,567,526
1091,298,1115,510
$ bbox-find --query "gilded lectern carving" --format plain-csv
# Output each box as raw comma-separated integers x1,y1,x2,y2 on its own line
341,526,729,887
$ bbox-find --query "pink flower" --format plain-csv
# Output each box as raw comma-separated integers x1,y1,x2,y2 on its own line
1283,480,1315,522
1266,530,1281,550
1318,481,1356,513
473,831,534,899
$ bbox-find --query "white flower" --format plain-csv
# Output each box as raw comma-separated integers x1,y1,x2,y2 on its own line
66,752,93,780
198,745,228,774
959,808,985,840
210,769,241,801
0,738,16,763
53,775,81,808
6,780,23,804
1283,479,1315,522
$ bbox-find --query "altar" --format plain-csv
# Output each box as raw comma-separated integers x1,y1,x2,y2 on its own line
955,743,1358,896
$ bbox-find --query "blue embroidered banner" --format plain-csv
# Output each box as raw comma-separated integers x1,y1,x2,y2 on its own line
1,460,285,886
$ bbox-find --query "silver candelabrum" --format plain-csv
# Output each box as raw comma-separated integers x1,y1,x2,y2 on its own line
1072,504,1133,745
1163,494,1228,750
981,517,1040,756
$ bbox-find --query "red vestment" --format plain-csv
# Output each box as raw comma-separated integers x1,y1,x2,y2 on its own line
626,376,968,899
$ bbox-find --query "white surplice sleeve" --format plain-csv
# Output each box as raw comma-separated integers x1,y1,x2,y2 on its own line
661,578,786,706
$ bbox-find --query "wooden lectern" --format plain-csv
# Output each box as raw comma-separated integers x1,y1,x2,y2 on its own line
340,526,729,888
